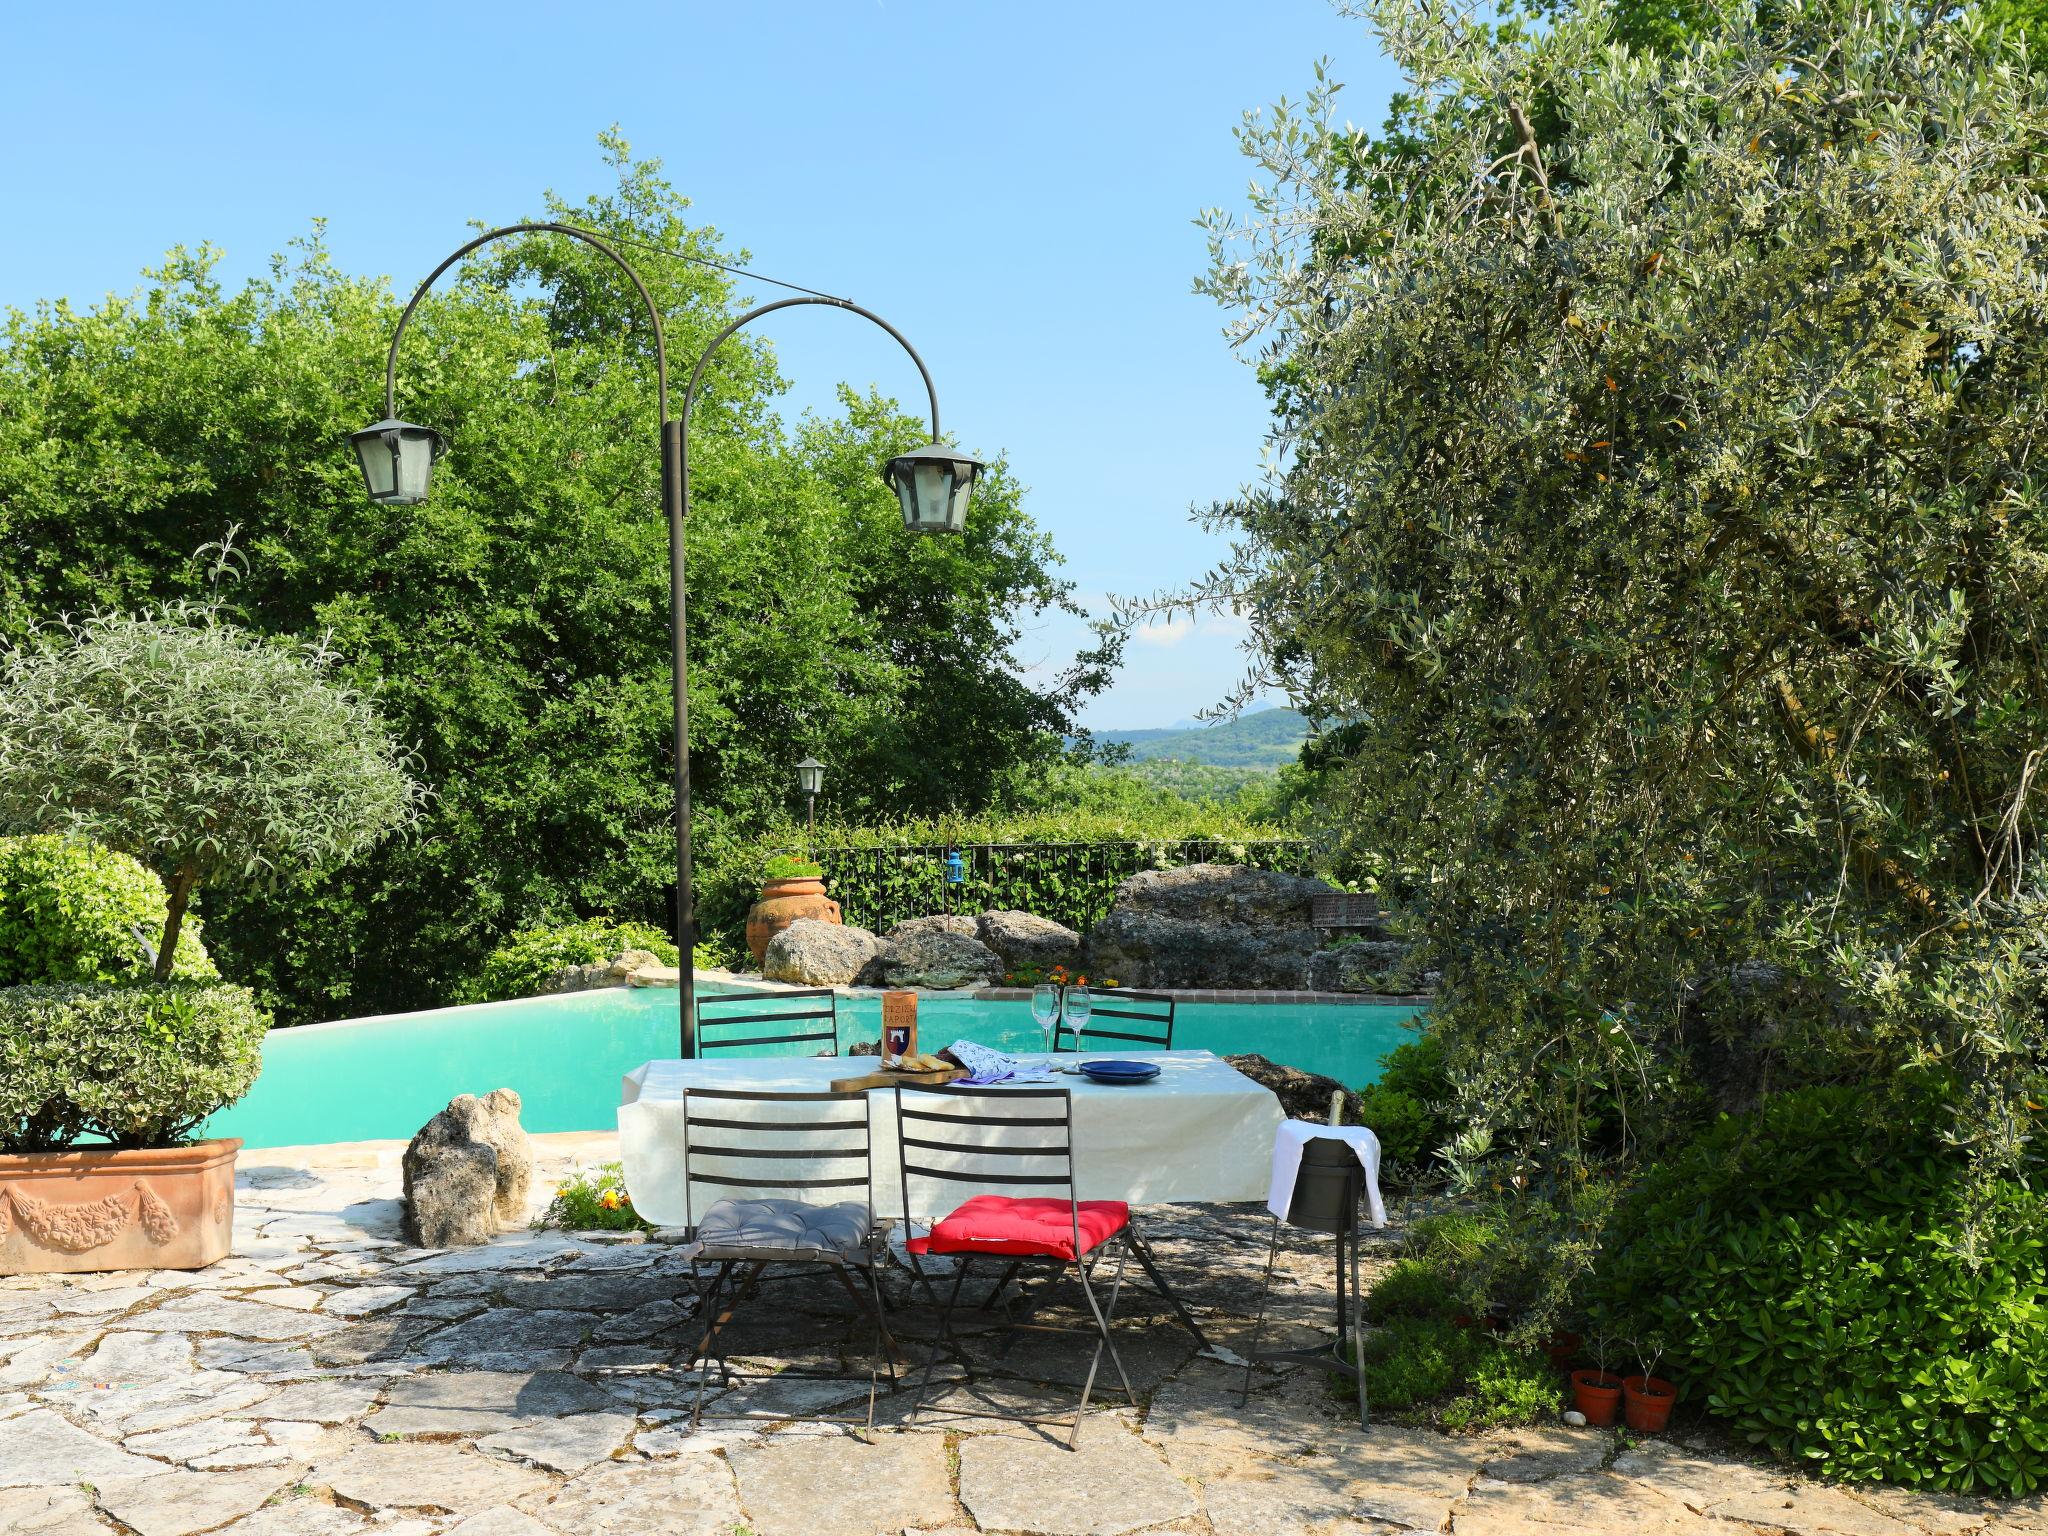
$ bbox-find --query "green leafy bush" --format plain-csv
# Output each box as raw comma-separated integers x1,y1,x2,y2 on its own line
0,982,268,1151
1347,1313,1557,1428
1357,1034,1452,1177
533,1161,654,1233
761,854,824,881
1366,1256,1462,1321
1593,1087,2048,1494
469,920,681,1003
0,835,219,986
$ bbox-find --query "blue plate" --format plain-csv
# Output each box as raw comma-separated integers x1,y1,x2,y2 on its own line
1078,1059,1161,1084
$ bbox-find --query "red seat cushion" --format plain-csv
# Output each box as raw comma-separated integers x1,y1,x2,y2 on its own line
905,1195,1130,1262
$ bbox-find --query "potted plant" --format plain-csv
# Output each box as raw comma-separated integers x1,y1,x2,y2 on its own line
745,852,843,966
0,982,268,1274
0,584,423,1273
1569,1334,1626,1426
1623,1338,1676,1433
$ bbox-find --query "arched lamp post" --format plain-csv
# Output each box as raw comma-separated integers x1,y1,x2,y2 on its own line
353,222,982,1055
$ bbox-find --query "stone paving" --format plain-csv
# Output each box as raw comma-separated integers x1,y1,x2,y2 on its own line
2,1133,2044,1536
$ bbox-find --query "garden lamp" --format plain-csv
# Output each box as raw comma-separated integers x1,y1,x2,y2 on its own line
368,220,980,1057
349,419,445,505
795,756,825,845
883,441,985,533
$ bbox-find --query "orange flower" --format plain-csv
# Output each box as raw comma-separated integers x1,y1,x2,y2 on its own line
598,1189,624,1211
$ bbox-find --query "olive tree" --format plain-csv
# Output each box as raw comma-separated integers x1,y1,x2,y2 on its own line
0,604,425,979
1168,0,2048,1170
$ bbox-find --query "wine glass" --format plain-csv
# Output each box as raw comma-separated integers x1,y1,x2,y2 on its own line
1030,983,1060,1059
1063,985,1093,1064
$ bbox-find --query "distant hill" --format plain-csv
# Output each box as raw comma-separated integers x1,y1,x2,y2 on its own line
1094,707,1309,769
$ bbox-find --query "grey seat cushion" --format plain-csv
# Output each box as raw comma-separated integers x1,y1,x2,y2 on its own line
696,1197,873,1263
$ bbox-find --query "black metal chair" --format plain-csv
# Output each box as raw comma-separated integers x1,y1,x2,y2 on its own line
894,1082,1206,1447
1054,988,1175,1051
1240,1134,1370,1428
694,987,839,1056
677,1087,898,1428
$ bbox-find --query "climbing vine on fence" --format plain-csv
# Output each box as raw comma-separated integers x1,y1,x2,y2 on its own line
814,837,1315,935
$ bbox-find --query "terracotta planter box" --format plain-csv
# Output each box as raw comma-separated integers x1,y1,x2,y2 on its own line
745,877,842,966
0,1137,240,1276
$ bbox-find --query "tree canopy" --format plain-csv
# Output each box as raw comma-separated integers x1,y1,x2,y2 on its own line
0,134,1113,1021
0,603,424,979
1177,0,2048,1169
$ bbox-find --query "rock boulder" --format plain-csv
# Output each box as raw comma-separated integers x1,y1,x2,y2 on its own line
1305,941,1413,993
402,1090,531,1246
976,910,1082,974
1085,863,1340,989
763,919,881,986
860,924,1003,990
886,914,979,941
1225,1053,1360,1124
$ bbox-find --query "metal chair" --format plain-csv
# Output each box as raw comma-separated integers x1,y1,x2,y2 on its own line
677,1087,898,1428
894,1082,1206,1447
1055,988,1175,1051
1240,1135,1370,1428
694,987,839,1055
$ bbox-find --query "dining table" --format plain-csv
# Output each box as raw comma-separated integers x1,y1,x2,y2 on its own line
616,1049,1286,1229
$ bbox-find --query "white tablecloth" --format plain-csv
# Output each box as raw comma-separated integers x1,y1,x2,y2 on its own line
618,1050,1284,1228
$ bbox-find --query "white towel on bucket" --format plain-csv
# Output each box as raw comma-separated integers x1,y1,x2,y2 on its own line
1266,1120,1386,1228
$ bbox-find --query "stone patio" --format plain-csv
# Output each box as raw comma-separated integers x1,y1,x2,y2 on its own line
2,1134,2042,1536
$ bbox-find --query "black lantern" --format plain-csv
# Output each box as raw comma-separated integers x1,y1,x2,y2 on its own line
349,418,446,505
795,757,826,798
882,441,983,534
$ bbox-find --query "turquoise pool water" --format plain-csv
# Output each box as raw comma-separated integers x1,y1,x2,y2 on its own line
204,987,1427,1150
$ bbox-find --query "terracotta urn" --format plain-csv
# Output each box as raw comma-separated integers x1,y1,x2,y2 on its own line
745,876,842,967
0,1137,241,1275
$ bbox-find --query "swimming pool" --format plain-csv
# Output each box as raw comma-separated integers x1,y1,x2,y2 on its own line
204,986,1427,1149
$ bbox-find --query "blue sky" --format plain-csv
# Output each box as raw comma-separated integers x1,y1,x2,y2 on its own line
0,2,1399,728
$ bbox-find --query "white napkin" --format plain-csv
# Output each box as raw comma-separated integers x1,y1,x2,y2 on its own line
1266,1120,1386,1228
945,1039,1054,1085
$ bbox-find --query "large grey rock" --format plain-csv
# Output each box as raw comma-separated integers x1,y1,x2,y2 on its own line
885,914,978,941
859,925,1003,990
762,918,880,986
1225,1053,1360,1123
1085,863,1339,989
526,1456,742,1536
977,909,1082,973
1305,940,1412,992
401,1090,530,1247
548,947,662,994
310,1441,551,1514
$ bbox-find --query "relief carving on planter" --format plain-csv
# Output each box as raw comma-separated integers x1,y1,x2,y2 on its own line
0,1181,181,1252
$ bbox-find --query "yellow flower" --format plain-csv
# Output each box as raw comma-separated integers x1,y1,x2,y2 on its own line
598,1189,624,1211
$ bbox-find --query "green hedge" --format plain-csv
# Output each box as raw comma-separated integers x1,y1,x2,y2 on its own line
468,919,681,1003
0,835,218,986
697,811,1314,946
0,983,269,1152
1592,1087,2048,1495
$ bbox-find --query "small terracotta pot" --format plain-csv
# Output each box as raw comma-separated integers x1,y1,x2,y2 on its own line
1545,1331,1583,1370
1623,1374,1676,1433
1569,1368,1625,1427
744,877,841,966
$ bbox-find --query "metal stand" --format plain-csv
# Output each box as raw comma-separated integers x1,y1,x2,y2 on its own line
1239,1136,1370,1429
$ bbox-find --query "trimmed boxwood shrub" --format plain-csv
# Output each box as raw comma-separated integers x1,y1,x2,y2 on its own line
0,983,268,1152
1591,1086,2048,1495
469,919,681,1003
0,835,219,986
